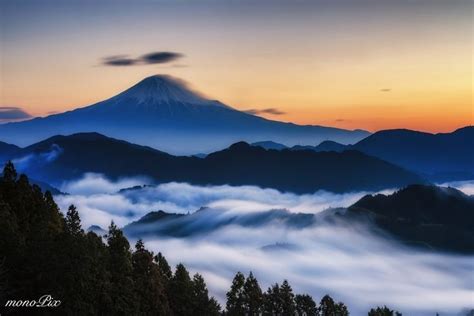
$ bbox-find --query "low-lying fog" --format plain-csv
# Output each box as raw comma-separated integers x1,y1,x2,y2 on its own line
55,175,474,315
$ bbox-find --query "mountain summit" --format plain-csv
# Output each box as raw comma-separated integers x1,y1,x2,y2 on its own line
0,75,369,154
114,75,215,106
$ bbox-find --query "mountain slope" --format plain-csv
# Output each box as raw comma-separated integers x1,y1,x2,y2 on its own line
0,75,369,155
251,141,288,150
347,185,474,253
291,140,347,152
288,127,474,181
351,127,474,181
5,133,422,194
0,141,20,161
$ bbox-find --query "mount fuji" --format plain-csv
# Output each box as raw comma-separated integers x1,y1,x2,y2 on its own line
0,75,369,154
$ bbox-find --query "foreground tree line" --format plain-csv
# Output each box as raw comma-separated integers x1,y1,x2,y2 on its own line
0,161,405,315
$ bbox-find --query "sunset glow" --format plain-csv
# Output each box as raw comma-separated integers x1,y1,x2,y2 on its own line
1,0,472,132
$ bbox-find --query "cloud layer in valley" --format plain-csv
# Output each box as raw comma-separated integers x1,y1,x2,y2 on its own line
55,173,374,228
12,144,63,171
144,225,473,316
54,174,473,315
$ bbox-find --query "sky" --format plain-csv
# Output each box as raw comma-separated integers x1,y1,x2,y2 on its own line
0,0,472,132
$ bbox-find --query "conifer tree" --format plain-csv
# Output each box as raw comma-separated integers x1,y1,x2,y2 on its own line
169,263,194,315
368,306,402,316
336,302,349,316
318,295,336,316
65,204,83,236
226,271,246,315
295,294,318,316
155,251,172,280
263,283,283,315
106,221,137,314
192,273,221,315
318,294,349,316
132,239,170,315
2,161,16,183
280,280,296,315
243,271,264,315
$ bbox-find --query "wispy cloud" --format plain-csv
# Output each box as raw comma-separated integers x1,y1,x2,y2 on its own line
102,51,183,67
244,108,286,115
380,88,392,92
12,144,63,170
437,180,474,195
0,106,33,122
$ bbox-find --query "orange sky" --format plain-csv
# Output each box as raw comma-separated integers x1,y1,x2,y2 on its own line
1,1,472,133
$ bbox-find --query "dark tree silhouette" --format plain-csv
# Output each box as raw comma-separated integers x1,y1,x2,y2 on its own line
155,251,172,280
243,271,264,315
226,271,246,316
318,294,349,316
368,305,402,316
295,294,318,316
169,263,194,315
192,273,221,315
132,239,170,315
65,204,83,236
263,283,283,315
2,160,16,182
280,280,296,315
106,221,137,314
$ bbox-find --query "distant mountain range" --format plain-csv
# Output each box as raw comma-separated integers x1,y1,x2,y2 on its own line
1,132,422,194
0,75,369,155
253,126,474,181
122,185,474,253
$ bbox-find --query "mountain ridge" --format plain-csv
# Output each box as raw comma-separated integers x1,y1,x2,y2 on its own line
0,141,20,161
351,126,474,181
280,126,474,181
1,132,422,194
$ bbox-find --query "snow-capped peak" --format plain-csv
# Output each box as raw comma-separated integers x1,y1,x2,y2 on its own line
116,75,212,105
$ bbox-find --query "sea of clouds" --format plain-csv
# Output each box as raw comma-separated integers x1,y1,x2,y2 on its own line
54,174,474,315
56,173,380,228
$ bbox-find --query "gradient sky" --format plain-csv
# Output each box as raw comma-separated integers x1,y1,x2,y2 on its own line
0,0,472,132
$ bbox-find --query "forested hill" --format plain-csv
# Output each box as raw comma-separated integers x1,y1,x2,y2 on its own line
348,185,474,253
